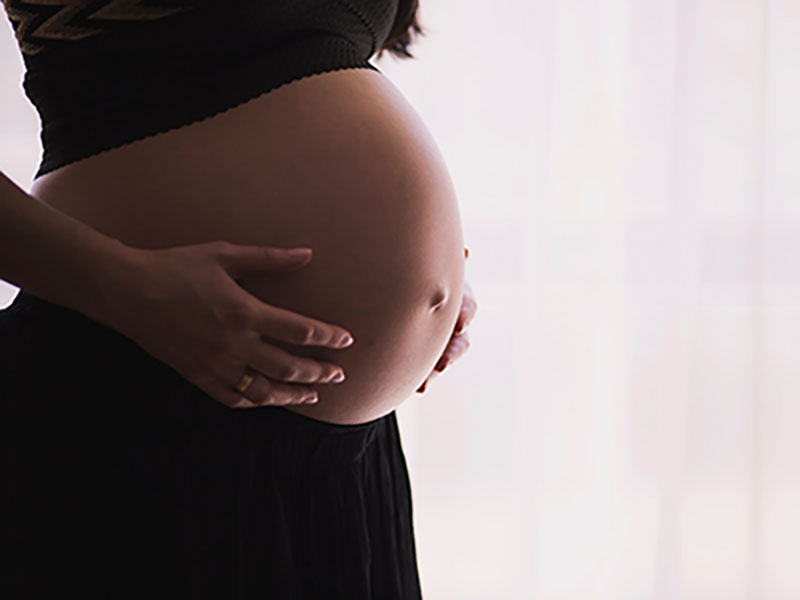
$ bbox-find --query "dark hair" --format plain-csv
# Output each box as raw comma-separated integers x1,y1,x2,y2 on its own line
376,0,425,59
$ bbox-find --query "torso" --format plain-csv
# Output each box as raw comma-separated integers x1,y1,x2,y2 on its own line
29,68,465,425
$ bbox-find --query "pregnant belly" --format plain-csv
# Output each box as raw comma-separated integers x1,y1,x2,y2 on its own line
30,68,465,426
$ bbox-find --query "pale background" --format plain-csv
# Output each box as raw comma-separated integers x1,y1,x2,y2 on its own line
2,1,799,599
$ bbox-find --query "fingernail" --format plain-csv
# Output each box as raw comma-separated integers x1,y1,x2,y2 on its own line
304,394,318,404
287,247,312,258
332,371,345,383
340,335,354,347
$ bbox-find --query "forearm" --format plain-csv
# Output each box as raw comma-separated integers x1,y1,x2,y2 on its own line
0,170,143,320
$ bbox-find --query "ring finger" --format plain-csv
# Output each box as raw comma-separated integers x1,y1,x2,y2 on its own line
234,368,319,407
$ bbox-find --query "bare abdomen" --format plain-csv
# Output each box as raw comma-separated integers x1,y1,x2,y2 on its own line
30,68,465,425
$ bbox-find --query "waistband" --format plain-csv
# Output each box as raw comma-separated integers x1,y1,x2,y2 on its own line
1,289,396,466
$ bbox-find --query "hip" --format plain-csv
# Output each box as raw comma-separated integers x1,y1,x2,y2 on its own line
0,295,422,597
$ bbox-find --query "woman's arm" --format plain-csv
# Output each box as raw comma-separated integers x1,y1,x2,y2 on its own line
0,169,355,409
0,169,140,318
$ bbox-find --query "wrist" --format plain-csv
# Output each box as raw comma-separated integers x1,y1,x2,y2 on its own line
71,238,152,330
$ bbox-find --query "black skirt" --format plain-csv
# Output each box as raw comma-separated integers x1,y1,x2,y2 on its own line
0,290,422,599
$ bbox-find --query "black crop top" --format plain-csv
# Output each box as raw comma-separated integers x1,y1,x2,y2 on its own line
2,0,398,179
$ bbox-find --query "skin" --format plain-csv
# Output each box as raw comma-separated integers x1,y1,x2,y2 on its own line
30,68,470,425
416,276,475,394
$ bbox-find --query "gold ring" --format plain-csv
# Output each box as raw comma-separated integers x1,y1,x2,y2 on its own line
234,371,254,393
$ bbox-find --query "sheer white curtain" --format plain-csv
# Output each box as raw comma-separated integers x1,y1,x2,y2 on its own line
377,1,800,598
2,1,799,598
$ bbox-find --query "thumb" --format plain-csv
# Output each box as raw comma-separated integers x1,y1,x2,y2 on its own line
220,245,313,279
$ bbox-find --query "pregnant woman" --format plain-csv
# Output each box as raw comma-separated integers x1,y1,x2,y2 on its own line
0,0,476,598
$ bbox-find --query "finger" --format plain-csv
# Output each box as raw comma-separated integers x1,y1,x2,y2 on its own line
448,331,470,361
435,332,471,371
215,242,314,279
458,298,478,332
244,337,346,384
252,303,355,349
255,378,321,406
454,311,467,334
200,380,258,410
229,370,320,406
453,285,477,335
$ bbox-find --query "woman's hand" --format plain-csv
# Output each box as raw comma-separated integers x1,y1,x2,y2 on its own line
416,249,476,394
96,241,355,409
